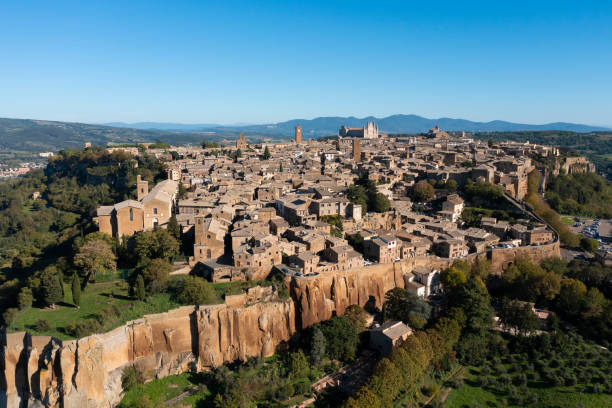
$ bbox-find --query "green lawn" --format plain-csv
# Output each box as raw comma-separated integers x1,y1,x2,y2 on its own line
446,366,612,408
560,215,576,226
8,279,181,340
8,276,275,340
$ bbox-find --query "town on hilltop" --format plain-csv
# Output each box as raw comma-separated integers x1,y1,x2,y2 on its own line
3,120,612,408
94,122,562,289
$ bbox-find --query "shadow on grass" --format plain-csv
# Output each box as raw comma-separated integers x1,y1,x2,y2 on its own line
100,292,133,301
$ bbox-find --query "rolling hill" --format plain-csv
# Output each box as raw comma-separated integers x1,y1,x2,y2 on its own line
0,115,609,156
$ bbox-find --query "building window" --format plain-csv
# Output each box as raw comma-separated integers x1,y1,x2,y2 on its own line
153,208,158,215
129,208,133,221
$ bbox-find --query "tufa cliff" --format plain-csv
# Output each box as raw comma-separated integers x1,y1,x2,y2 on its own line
1,243,558,407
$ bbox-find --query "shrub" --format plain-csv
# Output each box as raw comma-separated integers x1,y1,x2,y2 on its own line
34,319,51,332
169,276,218,305
121,365,145,390
514,373,527,387
2,307,18,327
65,319,102,338
139,258,171,293
17,287,34,310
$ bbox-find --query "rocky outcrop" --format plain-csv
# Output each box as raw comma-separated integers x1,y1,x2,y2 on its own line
2,299,295,408
290,258,453,329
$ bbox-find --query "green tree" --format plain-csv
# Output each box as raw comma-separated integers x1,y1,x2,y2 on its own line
383,288,431,325
346,185,368,213
367,358,403,406
139,258,171,293
454,278,494,336
445,179,458,191
580,236,599,253
440,265,467,293
170,276,217,305
167,215,180,240
289,349,309,379
498,298,539,336
345,304,368,332
412,180,434,201
40,268,63,308
135,274,146,301
73,239,116,283
371,193,390,213
262,146,271,160
17,287,33,310
2,307,18,327
177,182,187,199
558,278,587,318
71,273,81,307
310,326,327,366
121,365,145,390
134,228,179,261
319,316,358,361
279,162,283,172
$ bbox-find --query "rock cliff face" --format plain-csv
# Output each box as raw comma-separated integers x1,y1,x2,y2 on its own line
290,257,454,329
1,246,556,407
1,300,295,408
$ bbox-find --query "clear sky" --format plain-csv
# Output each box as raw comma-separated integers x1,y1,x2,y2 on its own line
1,1,611,126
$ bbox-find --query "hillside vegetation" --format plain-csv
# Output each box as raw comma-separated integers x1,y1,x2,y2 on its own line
0,118,223,153
0,148,166,322
545,172,612,218
525,170,580,247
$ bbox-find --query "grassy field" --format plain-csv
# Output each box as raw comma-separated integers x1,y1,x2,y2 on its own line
446,365,612,408
8,275,274,340
560,215,576,226
8,279,181,339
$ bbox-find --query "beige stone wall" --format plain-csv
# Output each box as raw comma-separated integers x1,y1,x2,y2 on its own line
115,206,144,237
143,198,172,229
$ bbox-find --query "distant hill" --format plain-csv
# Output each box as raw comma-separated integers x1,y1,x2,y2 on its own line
0,118,229,152
107,114,610,138
0,115,609,154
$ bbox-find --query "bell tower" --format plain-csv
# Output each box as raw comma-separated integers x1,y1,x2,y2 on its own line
136,175,149,201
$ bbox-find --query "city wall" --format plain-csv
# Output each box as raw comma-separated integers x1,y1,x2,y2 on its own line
1,243,557,407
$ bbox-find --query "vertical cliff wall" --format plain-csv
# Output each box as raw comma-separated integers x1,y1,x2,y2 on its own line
1,245,557,407
1,300,295,408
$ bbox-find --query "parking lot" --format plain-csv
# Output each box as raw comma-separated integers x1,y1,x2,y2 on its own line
567,217,612,250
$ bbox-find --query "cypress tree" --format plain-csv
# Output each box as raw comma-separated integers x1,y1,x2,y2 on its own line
72,274,81,308
136,274,146,301
40,268,63,309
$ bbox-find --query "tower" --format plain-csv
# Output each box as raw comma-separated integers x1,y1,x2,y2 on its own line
295,126,302,144
236,133,246,149
136,175,149,201
352,139,361,162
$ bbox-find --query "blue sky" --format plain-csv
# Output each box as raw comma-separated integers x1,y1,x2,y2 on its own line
1,1,611,126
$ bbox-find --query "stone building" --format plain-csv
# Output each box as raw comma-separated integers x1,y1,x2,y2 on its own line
96,176,178,238
339,121,378,139
193,216,227,263
295,125,302,144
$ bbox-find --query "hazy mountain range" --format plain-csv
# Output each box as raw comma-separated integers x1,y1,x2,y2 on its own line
106,114,610,137
0,115,609,154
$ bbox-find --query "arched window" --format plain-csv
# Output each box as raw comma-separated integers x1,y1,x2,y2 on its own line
129,208,133,221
